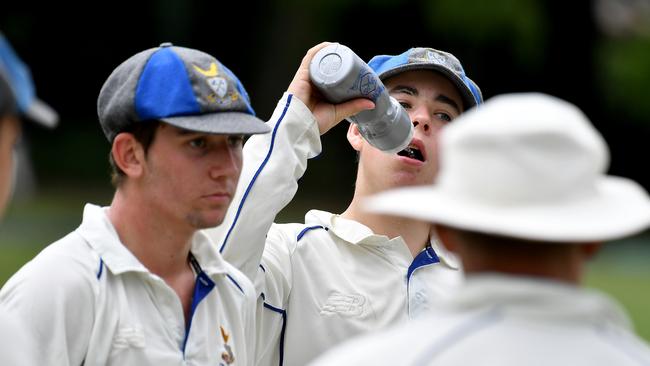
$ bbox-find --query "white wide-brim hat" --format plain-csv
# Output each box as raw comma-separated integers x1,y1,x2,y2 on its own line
365,93,650,243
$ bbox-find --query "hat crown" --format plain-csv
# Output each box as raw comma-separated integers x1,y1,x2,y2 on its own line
368,47,482,110
97,44,261,142
438,93,609,205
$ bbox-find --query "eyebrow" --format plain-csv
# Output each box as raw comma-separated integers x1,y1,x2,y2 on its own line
390,85,461,114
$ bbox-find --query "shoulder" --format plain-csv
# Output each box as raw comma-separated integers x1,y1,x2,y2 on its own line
3,230,101,295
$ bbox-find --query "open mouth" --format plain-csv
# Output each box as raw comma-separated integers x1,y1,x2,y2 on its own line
397,145,425,162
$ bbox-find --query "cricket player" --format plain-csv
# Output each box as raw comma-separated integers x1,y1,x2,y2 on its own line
0,31,58,366
312,93,650,366
207,42,482,365
0,43,268,365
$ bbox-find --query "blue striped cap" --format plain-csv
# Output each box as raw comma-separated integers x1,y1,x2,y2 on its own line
368,47,483,110
97,43,269,142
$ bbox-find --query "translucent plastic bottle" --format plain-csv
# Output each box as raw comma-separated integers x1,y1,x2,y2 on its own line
309,43,413,153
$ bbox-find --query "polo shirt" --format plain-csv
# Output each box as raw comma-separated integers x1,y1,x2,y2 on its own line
209,93,462,366
0,204,256,366
311,274,650,366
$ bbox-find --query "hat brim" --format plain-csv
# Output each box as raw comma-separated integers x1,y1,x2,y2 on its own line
160,111,270,135
25,99,58,128
365,176,650,243
379,63,479,110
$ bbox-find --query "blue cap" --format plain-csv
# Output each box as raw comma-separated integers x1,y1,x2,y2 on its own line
0,32,58,127
97,42,269,142
369,47,483,110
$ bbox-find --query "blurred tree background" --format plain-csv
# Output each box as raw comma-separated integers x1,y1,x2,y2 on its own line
1,0,649,339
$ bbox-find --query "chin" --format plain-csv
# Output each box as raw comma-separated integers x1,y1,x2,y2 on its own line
187,212,226,230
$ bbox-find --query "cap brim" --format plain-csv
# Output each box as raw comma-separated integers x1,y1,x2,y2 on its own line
379,63,478,110
365,176,650,243
160,111,270,135
24,99,59,128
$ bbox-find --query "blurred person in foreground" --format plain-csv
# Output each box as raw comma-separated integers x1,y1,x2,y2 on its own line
311,93,650,366
0,32,57,218
0,32,58,366
0,42,267,365
208,42,482,365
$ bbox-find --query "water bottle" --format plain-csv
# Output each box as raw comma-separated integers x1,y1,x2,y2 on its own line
309,43,413,154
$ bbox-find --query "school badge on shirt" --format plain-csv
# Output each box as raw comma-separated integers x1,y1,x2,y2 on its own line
219,325,235,365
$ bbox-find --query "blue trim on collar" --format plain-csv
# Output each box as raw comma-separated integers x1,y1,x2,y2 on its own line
220,94,294,253
296,225,328,241
96,258,104,280
407,246,440,284
182,270,216,355
263,301,287,366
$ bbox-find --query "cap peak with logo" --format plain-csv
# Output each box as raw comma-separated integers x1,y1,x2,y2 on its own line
97,43,269,142
368,47,482,111
0,32,58,127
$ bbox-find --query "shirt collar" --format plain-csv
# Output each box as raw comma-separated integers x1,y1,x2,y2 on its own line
76,204,229,276
305,209,459,268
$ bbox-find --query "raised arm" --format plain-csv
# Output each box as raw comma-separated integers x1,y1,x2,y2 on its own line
206,42,373,280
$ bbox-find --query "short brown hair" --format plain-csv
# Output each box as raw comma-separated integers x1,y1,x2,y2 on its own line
109,120,160,187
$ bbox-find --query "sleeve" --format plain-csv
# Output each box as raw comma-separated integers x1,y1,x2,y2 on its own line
205,92,321,282
0,243,97,366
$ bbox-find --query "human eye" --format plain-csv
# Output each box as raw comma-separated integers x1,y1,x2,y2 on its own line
188,137,207,149
227,135,245,147
435,112,453,123
398,101,412,110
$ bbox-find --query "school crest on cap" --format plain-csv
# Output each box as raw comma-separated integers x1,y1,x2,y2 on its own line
193,62,237,103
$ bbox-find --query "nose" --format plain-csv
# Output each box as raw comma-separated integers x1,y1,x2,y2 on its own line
209,144,242,181
410,106,432,136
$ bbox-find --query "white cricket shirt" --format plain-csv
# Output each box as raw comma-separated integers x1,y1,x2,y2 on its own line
0,204,256,366
311,274,650,366
208,93,463,366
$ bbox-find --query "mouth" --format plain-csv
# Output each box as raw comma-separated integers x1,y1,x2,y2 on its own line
397,142,425,162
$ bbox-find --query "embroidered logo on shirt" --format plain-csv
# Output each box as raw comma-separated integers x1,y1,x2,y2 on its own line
320,291,367,317
219,325,235,365
112,325,146,349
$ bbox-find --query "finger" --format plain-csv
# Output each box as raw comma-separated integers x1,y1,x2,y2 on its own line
334,98,375,121
300,42,333,69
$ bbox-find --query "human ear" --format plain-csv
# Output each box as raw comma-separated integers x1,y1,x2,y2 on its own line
434,224,457,253
346,123,364,152
111,133,145,179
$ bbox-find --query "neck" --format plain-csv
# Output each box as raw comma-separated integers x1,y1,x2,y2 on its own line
108,188,194,278
341,188,430,258
454,240,588,285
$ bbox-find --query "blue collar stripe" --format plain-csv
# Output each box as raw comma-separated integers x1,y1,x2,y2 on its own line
182,270,215,355
406,246,440,284
296,225,327,241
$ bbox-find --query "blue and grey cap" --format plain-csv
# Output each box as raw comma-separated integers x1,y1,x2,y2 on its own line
368,47,483,110
0,32,58,127
98,42,269,142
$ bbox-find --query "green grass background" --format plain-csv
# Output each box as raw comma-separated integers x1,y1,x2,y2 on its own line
1,187,649,342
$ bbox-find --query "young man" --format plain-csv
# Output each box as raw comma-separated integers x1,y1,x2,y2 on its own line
0,31,58,366
0,43,268,365
312,93,650,365
208,42,483,365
